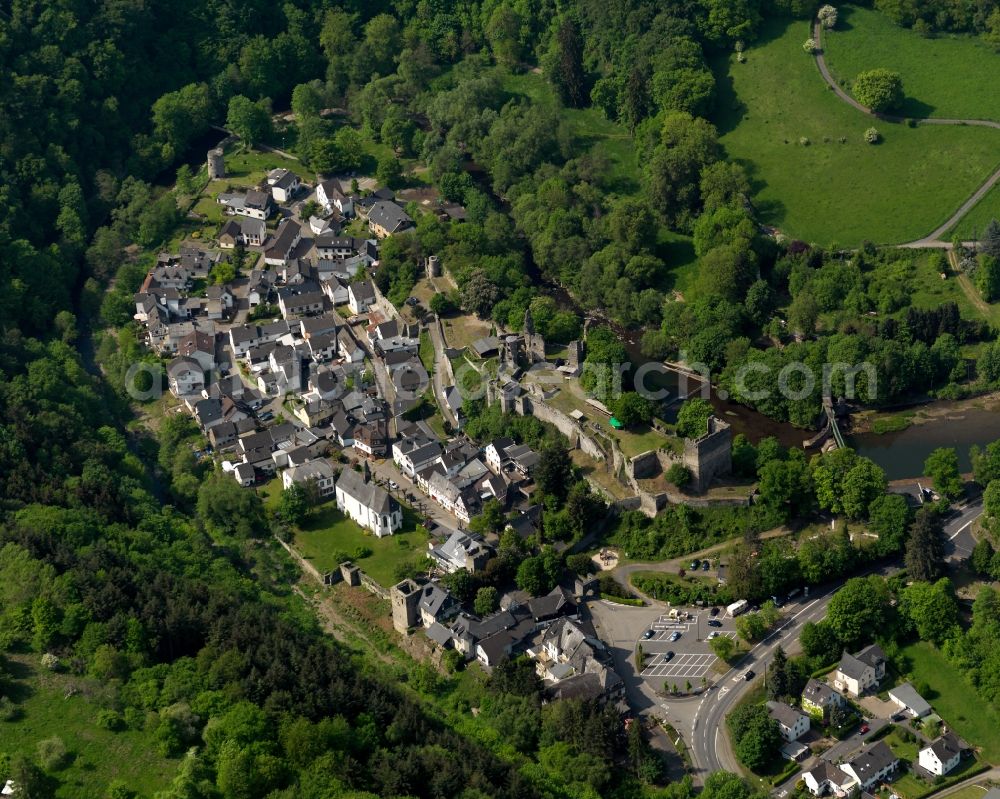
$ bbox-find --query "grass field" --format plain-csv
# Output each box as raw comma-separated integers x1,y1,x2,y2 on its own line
899,641,1000,764
291,504,428,587
259,478,429,587
949,181,1000,239
0,654,176,798
822,6,1000,122
714,19,1000,245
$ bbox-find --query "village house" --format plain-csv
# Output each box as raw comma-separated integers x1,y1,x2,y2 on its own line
314,234,359,260
233,462,256,487
832,644,886,697
838,741,899,792
368,200,413,238
766,701,810,742
802,762,856,797
267,168,300,203
264,219,302,266
335,468,402,537
247,268,275,308
527,617,624,703
277,284,326,319
918,732,963,777
166,357,205,397
316,179,354,217
418,582,460,629
801,678,847,721
393,436,443,478
428,530,491,574
217,189,272,220
281,457,336,498
218,217,266,249
348,279,377,314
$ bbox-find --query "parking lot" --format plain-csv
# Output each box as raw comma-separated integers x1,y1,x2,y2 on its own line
637,610,739,683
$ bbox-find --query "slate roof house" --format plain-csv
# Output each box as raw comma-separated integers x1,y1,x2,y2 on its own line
766,700,810,742
335,468,402,537
218,217,266,249
919,732,963,777
282,457,336,497
263,219,302,266
801,677,847,720
368,200,413,238
348,279,377,314
267,168,300,203
838,741,899,792
428,530,491,574
832,644,886,697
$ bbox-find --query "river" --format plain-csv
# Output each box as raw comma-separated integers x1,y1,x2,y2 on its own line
847,402,1000,480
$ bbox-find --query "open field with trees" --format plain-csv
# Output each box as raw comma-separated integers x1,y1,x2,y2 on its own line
822,6,1000,122
714,19,1000,245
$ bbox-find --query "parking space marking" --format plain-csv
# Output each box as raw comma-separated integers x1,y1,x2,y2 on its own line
640,650,718,679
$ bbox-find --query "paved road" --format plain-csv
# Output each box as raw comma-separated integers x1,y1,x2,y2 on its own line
945,498,982,560
811,20,1000,247
689,591,837,778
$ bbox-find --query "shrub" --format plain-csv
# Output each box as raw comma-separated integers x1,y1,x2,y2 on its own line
803,38,817,53
41,653,59,670
666,463,692,487
853,69,904,112
0,697,19,722
37,736,70,770
97,709,126,731
799,137,811,146
864,127,881,144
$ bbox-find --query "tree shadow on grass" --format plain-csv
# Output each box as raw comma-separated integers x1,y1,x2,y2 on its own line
898,96,937,119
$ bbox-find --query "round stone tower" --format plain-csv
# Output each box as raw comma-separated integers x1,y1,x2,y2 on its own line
207,148,226,180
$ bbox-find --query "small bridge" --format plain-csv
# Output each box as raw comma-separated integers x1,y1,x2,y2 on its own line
824,397,846,449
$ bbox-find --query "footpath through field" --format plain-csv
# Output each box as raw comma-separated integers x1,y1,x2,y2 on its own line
810,20,1000,247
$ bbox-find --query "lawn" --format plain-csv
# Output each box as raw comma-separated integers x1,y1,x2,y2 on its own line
293,504,428,587
0,654,177,798
713,18,1000,245
821,6,1000,122
217,145,303,189
948,181,1000,240
898,640,1000,764
259,478,430,588
903,252,985,319
883,727,920,762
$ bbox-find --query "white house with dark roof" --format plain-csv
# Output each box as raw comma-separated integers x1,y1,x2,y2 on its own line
282,457,336,497
803,762,855,797
838,741,899,791
264,219,302,266
833,644,886,697
766,700,810,742
348,279,377,314
335,468,402,537
919,732,962,776
166,357,205,397
267,168,300,203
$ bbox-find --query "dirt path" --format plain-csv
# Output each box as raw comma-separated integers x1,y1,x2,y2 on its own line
951,249,994,318
811,20,1000,246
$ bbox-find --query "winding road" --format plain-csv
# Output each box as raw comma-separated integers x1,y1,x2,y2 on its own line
686,499,983,779
810,21,1000,247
